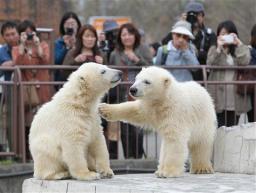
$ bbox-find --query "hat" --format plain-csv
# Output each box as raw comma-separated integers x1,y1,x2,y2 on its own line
185,2,204,13
103,20,119,32
171,20,194,39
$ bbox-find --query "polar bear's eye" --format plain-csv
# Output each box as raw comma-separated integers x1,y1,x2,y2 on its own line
101,70,106,74
144,80,151,85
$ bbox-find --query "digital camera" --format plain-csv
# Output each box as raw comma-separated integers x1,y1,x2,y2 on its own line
27,33,34,40
222,34,234,44
186,12,198,26
65,27,74,36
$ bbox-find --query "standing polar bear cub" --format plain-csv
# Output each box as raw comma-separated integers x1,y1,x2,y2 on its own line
29,63,122,180
100,66,216,178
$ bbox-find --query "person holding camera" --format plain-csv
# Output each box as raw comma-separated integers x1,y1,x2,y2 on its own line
207,20,251,127
184,2,217,80
155,20,199,82
247,24,256,122
54,12,81,85
99,20,120,63
12,20,52,159
61,24,103,80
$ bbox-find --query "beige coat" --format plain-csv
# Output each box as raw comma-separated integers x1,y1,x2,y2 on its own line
207,45,251,114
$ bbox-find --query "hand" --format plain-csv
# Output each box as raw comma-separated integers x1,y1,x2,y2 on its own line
74,53,87,63
2,61,14,67
63,35,75,49
180,42,189,51
180,13,187,21
95,55,103,64
217,36,225,49
20,32,27,45
125,51,140,63
230,33,242,46
33,33,40,46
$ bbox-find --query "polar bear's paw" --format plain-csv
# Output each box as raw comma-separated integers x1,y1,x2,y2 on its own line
99,103,116,121
74,171,100,181
191,164,214,174
99,168,114,178
155,167,182,178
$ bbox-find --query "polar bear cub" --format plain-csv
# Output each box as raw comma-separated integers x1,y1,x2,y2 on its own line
29,63,122,180
100,66,216,178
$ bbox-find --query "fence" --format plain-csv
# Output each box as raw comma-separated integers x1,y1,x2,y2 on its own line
0,65,255,162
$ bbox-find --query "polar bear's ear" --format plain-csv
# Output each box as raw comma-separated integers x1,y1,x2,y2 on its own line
79,76,86,82
78,76,88,87
164,78,171,87
141,67,146,71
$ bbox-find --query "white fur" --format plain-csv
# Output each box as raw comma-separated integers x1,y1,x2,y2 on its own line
29,63,121,180
99,66,217,178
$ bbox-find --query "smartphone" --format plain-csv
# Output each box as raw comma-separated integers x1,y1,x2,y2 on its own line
222,34,234,44
65,28,74,36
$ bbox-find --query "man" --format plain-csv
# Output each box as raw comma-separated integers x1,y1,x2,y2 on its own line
0,20,19,80
0,21,19,153
155,20,199,82
184,2,216,80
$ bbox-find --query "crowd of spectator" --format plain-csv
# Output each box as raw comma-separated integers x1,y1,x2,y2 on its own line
0,1,256,160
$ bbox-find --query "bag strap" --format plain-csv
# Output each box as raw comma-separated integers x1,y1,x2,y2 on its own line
161,45,169,65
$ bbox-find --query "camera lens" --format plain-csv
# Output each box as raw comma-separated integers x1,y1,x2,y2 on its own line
186,12,198,25
27,33,33,40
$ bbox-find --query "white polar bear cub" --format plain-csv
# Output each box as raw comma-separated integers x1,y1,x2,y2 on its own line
100,66,216,178
29,63,122,180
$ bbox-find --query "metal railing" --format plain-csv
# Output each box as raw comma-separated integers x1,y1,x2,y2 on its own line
0,65,255,162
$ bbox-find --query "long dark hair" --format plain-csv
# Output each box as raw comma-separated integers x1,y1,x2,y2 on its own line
116,23,141,51
73,24,100,57
59,11,81,36
217,20,238,57
251,24,256,49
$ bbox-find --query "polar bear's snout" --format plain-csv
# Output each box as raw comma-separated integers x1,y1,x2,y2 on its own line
111,70,122,83
129,87,138,96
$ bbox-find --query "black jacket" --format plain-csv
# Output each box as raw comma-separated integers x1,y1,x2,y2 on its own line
193,26,216,65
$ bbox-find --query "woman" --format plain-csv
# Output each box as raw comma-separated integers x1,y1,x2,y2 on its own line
110,23,152,83
61,24,103,80
247,24,256,122
54,12,81,83
109,23,152,159
155,20,199,81
207,20,251,127
12,20,51,159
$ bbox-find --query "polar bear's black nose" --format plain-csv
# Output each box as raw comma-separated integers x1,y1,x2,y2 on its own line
118,71,123,78
129,87,137,96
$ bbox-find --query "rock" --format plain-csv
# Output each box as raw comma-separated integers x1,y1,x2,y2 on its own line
214,122,256,174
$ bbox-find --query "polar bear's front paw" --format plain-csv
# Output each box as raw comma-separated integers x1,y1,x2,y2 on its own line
155,167,183,178
73,171,100,181
99,103,116,121
99,168,114,179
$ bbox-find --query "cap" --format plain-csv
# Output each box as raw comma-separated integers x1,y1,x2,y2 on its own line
185,2,205,13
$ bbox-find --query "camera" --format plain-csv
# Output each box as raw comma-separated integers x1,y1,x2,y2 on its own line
27,33,34,40
186,12,198,29
99,29,118,60
65,27,74,36
222,34,234,44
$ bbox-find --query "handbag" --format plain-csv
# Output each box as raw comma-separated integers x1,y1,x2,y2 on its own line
23,85,40,107
236,69,256,95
